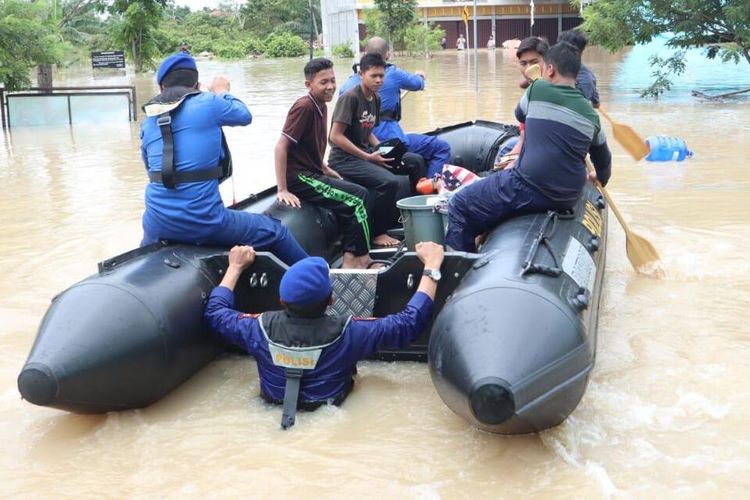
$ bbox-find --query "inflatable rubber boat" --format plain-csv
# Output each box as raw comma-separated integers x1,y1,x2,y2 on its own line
17,120,607,434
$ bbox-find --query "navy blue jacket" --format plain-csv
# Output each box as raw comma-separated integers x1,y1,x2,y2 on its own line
204,286,433,403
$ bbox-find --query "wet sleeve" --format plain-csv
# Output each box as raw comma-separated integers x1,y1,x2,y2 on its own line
515,88,531,123
393,68,425,91
213,92,252,127
203,286,263,355
345,292,434,360
331,92,355,125
589,140,612,187
281,101,312,144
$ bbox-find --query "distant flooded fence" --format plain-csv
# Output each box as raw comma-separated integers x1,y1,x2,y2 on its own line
0,86,137,128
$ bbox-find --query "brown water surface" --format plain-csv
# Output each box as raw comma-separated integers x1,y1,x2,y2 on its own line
1,49,749,497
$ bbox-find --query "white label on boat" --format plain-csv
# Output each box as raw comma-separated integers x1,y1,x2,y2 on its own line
562,237,596,291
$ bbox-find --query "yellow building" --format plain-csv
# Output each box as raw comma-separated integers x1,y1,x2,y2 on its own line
373,0,581,49
322,0,582,55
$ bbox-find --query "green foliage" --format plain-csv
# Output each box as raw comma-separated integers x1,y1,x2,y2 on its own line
108,0,167,72
0,0,63,90
372,0,417,49
640,52,687,98
264,32,306,58
332,43,354,58
402,22,445,56
580,0,750,96
363,9,387,41
241,0,320,40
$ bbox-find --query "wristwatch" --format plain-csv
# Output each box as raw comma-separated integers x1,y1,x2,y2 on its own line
423,268,442,282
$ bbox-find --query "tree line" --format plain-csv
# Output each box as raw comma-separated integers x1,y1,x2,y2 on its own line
3,0,747,96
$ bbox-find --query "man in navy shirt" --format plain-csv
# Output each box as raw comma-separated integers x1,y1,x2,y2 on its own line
557,29,600,108
204,241,444,429
140,53,308,265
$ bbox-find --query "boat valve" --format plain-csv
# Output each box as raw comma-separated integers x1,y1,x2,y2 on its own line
588,236,600,252
570,287,590,310
595,195,606,210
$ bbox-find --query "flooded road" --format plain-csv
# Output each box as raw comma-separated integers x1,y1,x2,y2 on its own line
1,47,749,497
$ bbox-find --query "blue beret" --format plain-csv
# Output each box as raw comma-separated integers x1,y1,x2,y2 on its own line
279,257,333,305
156,53,197,85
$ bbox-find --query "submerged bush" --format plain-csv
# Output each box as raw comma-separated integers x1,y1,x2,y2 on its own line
264,32,306,58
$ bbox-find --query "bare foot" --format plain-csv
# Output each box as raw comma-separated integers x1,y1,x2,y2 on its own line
342,252,370,269
372,234,399,248
475,232,488,249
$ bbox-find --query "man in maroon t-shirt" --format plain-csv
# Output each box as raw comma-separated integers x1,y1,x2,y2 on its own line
274,58,372,269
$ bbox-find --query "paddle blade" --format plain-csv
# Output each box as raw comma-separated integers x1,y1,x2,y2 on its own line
624,229,661,272
612,123,650,161
525,64,541,81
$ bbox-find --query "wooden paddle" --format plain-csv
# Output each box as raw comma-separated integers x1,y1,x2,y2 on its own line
586,157,660,271
597,108,650,161
524,65,650,161
525,64,661,272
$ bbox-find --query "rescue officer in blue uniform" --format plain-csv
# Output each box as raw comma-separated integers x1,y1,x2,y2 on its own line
140,53,308,265
203,241,445,429
338,37,452,178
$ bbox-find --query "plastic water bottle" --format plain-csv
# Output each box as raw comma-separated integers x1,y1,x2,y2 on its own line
645,136,694,162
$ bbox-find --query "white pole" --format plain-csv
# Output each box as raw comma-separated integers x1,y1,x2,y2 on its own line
473,0,478,94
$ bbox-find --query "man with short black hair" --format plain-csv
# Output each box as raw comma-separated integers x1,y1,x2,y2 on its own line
338,37,452,179
495,36,551,168
204,241,445,429
446,42,612,252
140,53,308,265
557,29,600,108
274,58,372,269
328,53,401,248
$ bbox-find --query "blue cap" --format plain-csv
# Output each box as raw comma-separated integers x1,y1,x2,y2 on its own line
156,52,197,85
279,257,332,305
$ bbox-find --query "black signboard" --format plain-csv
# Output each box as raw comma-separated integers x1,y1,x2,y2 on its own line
91,51,126,69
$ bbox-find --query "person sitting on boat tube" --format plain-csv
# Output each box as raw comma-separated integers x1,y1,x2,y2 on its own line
338,37,452,180
140,52,308,265
445,42,612,253
203,242,444,429
274,58,373,269
556,29,600,108
494,36,550,170
328,53,401,248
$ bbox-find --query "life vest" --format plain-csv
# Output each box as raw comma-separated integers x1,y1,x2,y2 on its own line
259,311,351,430
142,86,232,189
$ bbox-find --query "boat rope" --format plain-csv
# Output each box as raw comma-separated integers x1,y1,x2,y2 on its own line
521,211,563,277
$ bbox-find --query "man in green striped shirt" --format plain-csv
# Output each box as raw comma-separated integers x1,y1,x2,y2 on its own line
446,42,612,252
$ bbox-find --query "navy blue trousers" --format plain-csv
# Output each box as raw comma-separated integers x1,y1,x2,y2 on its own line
142,210,309,265
445,168,571,252
406,133,452,178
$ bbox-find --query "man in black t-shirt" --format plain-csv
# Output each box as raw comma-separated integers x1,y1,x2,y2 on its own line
328,53,401,248
274,58,372,269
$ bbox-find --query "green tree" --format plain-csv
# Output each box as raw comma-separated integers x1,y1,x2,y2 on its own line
0,0,63,90
372,0,417,49
403,22,444,57
579,0,750,96
108,0,167,72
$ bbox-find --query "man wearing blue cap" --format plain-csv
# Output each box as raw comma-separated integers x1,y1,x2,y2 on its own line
203,241,445,429
140,52,308,265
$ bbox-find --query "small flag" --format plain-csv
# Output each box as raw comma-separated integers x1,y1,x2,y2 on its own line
462,6,470,25
439,164,479,193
